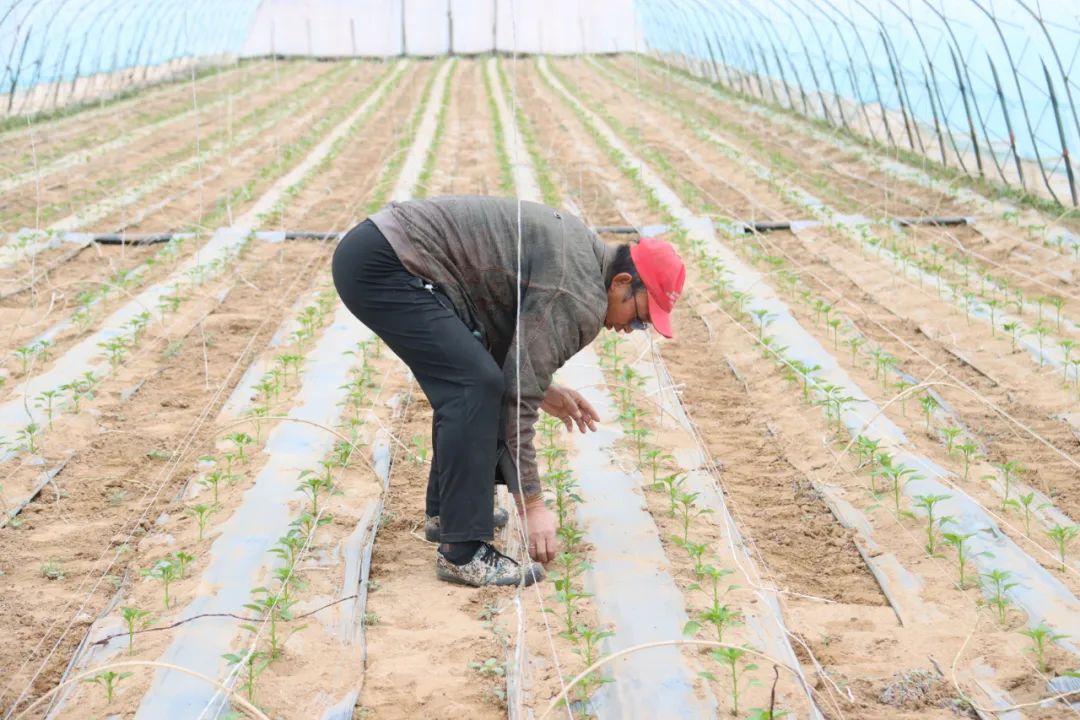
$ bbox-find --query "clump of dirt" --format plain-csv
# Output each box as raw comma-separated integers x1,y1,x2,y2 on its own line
856,669,976,717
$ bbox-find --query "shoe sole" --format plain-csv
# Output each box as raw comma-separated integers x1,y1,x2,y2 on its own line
435,563,545,588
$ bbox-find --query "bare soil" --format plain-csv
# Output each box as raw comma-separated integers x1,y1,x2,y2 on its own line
0,60,277,175
2,56,1077,720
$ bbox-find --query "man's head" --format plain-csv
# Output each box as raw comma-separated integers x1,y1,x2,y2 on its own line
604,237,686,337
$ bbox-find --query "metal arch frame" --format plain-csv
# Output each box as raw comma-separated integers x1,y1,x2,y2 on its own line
747,0,813,115
136,0,194,83
802,0,876,140
671,0,715,80
686,0,736,87
729,0,803,112
656,0,714,80
986,51,1026,189
713,1,775,103
818,0,895,147
0,0,42,88
926,0,1018,190
876,0,963,158
851,0,950,164
3,0,49,111
782,0,850,131
698,1,756,96
22,0,79,97
1012,0,1080,171
43,0,101,109
879,26,917,152
871,0,960,166
962,0,1058,201
755,0,834,125
1042,59,1078,206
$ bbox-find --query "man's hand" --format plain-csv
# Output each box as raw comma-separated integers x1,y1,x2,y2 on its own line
540,384,600,433
518,494,557,563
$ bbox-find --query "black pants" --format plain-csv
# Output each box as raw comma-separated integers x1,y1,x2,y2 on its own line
332,220,498,542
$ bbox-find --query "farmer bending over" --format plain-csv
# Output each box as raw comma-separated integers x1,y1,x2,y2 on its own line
332,195,685,587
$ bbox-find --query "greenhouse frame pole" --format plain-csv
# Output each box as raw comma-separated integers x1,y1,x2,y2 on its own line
708,4,754,96
721,2,773,103
680,0,718,83
731,0,808,114
1013,0,1080,168
837,4,895,148
22,0,78,102
1043,60,1078,207
987,53,1025,190
949,44,985,178
913,0,1004,180
760,0,833,125
922,65,948,167
805,0,876,140
7,28,33,113
880,29,916,152
788,1,849,131
872,0,933,156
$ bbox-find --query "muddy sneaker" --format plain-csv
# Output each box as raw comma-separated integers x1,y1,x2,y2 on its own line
436,542,544,587
424,507,509,542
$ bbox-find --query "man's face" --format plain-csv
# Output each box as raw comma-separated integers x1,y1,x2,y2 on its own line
604,272,650,334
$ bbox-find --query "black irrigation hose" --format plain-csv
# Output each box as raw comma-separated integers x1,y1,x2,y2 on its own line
91,231,347,245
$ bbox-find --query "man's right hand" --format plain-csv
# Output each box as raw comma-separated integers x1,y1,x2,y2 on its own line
518,494,557,563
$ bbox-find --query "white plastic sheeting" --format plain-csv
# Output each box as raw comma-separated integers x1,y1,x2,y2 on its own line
241,0,642,57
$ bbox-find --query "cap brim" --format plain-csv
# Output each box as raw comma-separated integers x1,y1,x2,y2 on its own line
647,293,674,338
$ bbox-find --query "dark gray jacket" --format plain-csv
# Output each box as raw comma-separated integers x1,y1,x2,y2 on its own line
370,195,615,496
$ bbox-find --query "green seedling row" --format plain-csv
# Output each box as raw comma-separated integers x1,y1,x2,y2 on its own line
413,60,458,199
11,62,352,230
542,56,1079,712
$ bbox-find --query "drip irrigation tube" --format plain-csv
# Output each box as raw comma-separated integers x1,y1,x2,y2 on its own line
593,215,970,236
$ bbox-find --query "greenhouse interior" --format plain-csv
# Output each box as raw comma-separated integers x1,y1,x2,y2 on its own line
2,0,1080,718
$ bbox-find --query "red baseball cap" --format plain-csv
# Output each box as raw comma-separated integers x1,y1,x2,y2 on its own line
630,237,686,338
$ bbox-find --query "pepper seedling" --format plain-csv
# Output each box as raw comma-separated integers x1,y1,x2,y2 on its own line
913,494,952,555
16,422,41,455
982,568,1018,624
919,395,938,434
34,389,63,430
570,624,615,702
199,470,227,504
956,443,979,481
187,503,216,541
82,670,133,705
141,558,179,608
940,427,962,455
224,432,254,464
409,434,430,465
1001,322,1025,352
990,460,1023,510
941,531,991,590
643,448,674,487
13,345,36,375
1002,492,1042,537
1045,524,1078,571
173,551,194,578
652,472,686,518
674,489,711,544
295,469,340,516
1019,624,1067,673
223,649,269,702
120,606,152,655
700,646,756,716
